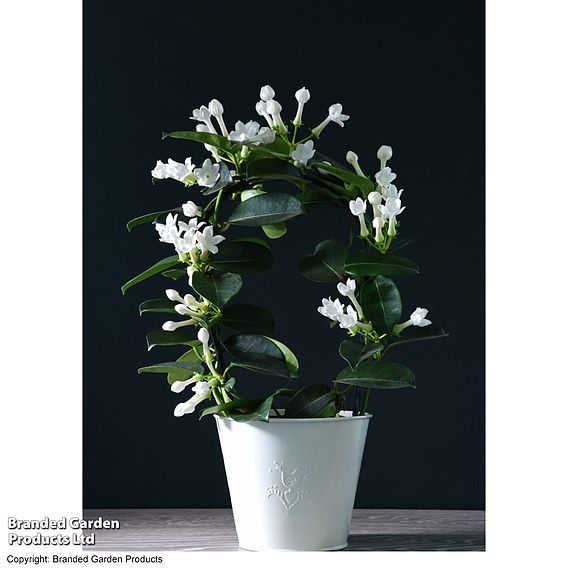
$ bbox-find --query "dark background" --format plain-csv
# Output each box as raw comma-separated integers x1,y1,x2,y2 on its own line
84,0,484,509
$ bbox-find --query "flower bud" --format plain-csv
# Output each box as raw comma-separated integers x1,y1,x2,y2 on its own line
208,99,224,117
295,87,310,103
346,151,358,165
266,99,282,114
166,289,183,303
198,327,210,344
377,145,393,162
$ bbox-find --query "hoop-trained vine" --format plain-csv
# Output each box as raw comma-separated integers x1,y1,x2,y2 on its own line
122,85,448,422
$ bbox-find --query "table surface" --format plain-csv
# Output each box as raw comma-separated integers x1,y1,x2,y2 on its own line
83,508,485,552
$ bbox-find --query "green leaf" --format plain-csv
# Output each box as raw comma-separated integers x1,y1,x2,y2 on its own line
231,352,291,378
339,340,365,370
335,360,415,389
345,252,419,277
146,331,197,351
200,398,262,419
387,325,449,349
264,337,300,378
161,268,187,281
388,236,413,254
168,348,203,384
162,130,232,151
310,162,374,193
314,401,338,418
224,334,283,359
191,272,242,307
126,209,179,232
246,159,304,184
299,239,347,282
357,342,384,363
138,299,177,315
138,361,203,376
297,188,332,211
262,223,287,239
228,193,305,226
121,255,181,294
221,304,275,335
360,276,402,332
229,395,275,422
285,384,337,418
208,240,273,273
202,162,233,195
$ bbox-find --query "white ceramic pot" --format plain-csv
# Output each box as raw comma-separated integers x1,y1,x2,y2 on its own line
215,411,372,551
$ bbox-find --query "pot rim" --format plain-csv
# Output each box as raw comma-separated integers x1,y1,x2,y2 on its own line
214,410,373,424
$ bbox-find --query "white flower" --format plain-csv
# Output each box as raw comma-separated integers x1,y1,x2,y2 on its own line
338,305,359,330
170,374,201,393
190,105,217,134
187,265,197,286
182,200,201,218
368,191,383,219
266,99,287,132
192,381,211,397
377,145,393,169
255,100,273,128
208,99,229,137
195,123,220,161
375,167,397,188
291,140,315,166
194,159,220,188
410,307,432,327
260,85,275,101
194,225,225,254
312,103,350,136
198,327,210,345
162,319,195,331
155,213,180,244
174,399,197,417
349,197,369,238
372,215,385,243
228,121,276,145
151,160,168,179
337,278,364,320
256,127,276,144
317,297,345,321
292,86,310,127
346,150,365,177
380,197,405,237
173,231,197,255
164,158,195,183
166,289,184,303
381,184,403,200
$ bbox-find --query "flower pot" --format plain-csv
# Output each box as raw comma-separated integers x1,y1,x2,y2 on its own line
214,411,372,551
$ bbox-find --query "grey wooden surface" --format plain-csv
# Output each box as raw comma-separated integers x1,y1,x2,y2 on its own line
83,509,485,551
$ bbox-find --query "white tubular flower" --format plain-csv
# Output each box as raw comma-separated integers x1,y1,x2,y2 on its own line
337,278,364,320
187,265,197,286
380,197,406,237
162,158,196,183
192,380,211,398
198,327,210,348
291,140,315,166
377,145,393,169
349,197,370,238
346,151,366,178
292,87,311,127
195,123,221,161
255,127,276,144
312,103,350,136
170,374,202,393
166,289,184,303
208,99,229,137
381,184,403,200
338,305,359,331
260,84,275,101
190,105,217,134
393,307,432,335
173,381,211,417
229,120,260,143
372,215,385,243
194,159,220,188
266,99,287,132
162,319,195,332
151,160,168,179
375,166,397,188
183,293,201,310
175,304,198,316
317,297,345,321
194,225,226,255
368,191,383,219
255,100,274,127
155,213,180,244
182,200,202,218
173,231,197,255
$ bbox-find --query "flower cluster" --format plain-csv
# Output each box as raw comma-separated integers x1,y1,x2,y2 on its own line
151,157,222,188
318,278,365,333
346,145,406,247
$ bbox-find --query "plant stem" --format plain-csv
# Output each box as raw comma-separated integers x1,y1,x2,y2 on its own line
359,387,371,416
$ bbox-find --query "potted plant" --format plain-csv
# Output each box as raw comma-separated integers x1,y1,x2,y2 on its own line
121,84,448,551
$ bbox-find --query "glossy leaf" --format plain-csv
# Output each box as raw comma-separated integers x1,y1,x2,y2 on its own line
146,331,197,351
122,256,181,294
246,158,304,184
162,130,232,151
228,193,305,226
200,398,261,419
310,161,374,192
285,384,336,418
167,348,203,384
262,223,287,239
126,209,179,232
360,276,402,332
345,252,419,277
208,240,273,273
339,340,365,370
229,395,275,422
231,352,291,378
191,272,242,307
335,360,415,389
224,334,283,359
387,325,449,349
299,239,347,282
139,299,177,315
221,304,275,335
161,268,187,281
138,361,203,376
264,337,300,378
297,188,332,211
358,342,385,364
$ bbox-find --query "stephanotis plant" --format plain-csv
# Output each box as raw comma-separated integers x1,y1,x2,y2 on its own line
122,85,448,421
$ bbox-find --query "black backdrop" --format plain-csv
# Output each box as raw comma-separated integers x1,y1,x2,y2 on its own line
84,0,484,509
